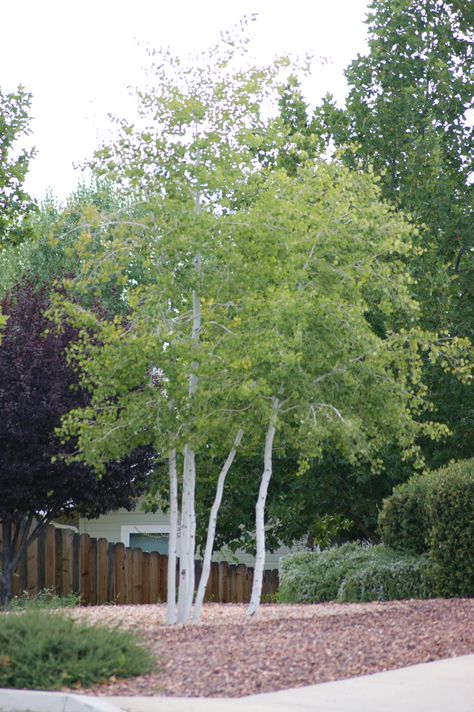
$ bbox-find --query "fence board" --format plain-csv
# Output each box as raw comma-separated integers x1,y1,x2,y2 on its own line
26,537,38,597
158,553,167,602
235,564,246,603
114,543,125,604
79,534,91,606
132,548,143,604
62,530,74,597
97,538,108,605
142,552,150,605
107,542,115,602
149,552,159,603
45,526,56,592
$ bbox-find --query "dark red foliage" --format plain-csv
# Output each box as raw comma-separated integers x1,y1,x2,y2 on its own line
0,280,155,604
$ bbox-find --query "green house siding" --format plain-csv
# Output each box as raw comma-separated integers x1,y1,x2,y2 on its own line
79,500,294,569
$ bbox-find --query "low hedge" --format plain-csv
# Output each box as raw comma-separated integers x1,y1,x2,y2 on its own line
378,458,474,597
338,553,434,602
279,542,435,603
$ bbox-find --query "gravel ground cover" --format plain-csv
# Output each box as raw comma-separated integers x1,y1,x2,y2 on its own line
68,599,474,698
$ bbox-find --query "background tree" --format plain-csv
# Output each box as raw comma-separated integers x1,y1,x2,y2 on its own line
0,86,37,247
0,280,155,607
311,0,474,469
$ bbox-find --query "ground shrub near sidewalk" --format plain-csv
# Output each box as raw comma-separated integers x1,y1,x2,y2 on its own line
0,610,153,690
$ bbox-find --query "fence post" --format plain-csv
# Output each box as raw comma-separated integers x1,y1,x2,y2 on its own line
96,538,108,605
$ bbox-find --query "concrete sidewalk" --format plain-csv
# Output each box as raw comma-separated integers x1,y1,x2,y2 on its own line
1,655,473,712
102,655,474,712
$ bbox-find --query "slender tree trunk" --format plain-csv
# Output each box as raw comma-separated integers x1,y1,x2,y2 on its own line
0,517,39,608
175,183,201,624
0,521,13,608
176,447,193,623
193,428,244,623
184,447,196,619
247,399,279,619
167,449,178,624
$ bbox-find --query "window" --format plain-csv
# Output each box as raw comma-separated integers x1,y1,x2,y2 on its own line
120,525,172,555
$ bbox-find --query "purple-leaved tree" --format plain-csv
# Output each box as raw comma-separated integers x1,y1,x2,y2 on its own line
0,280,155,606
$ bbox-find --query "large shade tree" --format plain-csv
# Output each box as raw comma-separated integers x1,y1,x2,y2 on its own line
0,86,36,247
312,0,474,467
0,280,155,607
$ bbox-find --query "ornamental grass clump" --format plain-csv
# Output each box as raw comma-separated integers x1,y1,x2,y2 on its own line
0,610,153,690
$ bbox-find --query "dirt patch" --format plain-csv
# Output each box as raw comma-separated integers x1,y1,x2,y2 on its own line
68,599,474,697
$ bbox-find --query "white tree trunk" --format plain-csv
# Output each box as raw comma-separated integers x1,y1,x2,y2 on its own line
176,445,195,623
247,399,279,619
176,185,201,625
167,448,178,624
192,428,244,623
184,446,196,619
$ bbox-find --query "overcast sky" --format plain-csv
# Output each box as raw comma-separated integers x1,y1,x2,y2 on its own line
2,0,371,202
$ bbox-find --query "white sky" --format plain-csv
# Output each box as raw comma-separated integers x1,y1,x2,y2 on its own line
2,0,370,203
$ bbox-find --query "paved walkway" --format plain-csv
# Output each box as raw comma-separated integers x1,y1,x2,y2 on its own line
102,654,474,712
1,655,473,712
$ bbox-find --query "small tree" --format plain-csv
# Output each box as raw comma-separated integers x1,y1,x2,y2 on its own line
57,28,471,623
0,281,154,607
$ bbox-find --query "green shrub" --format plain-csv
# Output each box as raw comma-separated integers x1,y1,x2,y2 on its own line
8,588,81,610
338,554,434,602
425,459,474,597
378,476,432,554
279,543,371,603
378,458,474,597
279,543,435,603
0,610,154,690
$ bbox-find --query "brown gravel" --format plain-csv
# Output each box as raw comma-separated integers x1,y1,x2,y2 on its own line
68,600,474,698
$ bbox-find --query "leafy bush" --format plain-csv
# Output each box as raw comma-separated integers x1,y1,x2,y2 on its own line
425,459,474,597
378,458,474,597
8,588,81,610
338,554,434,602
378,475,432,554
0,611,153,690
279,543,435,603
279,543,371,603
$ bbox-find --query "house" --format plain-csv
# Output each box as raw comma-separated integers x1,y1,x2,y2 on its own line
78,500,295,569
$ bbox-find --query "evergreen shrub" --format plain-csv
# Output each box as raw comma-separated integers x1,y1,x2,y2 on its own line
425,459,474,597
377,475,432,554
378,458,474,597
279,542,434,603
338,554,434,602
0,611,153,690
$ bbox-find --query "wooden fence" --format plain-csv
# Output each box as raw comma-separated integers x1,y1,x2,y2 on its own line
1,524,279,605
